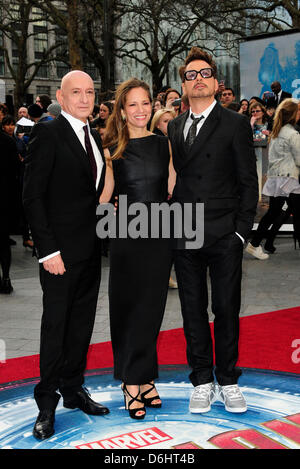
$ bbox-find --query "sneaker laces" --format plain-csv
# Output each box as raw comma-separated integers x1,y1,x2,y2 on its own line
193,384,213,400
221,385,243,400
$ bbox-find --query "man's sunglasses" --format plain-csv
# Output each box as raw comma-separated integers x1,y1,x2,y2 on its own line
184,68,214,81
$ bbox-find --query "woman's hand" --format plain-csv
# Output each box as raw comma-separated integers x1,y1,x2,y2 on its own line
250,116,258,127
99,150,115,204
168,141,176,198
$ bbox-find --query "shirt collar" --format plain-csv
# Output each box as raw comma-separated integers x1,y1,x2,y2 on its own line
61,110,88,133
189,99,217,120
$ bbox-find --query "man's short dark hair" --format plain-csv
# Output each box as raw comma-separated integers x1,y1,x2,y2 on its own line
38,95,52,112
222,88,235,96
183,47,218,79
28,104,44,118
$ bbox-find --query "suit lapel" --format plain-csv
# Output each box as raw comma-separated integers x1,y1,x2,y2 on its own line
56,115,94,184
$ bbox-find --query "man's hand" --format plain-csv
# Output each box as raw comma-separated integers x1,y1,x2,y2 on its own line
43,254,66,275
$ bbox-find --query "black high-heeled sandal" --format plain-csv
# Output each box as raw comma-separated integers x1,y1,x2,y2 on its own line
141,382,161,408
121,384,146,420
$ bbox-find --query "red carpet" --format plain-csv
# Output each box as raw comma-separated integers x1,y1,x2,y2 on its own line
1,307,299,383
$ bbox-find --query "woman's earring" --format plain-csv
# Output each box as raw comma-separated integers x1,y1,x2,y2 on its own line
121,112,126,122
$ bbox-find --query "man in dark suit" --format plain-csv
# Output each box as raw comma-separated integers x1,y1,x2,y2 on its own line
168,47,258,414
23,70,108,440
270,81,292,107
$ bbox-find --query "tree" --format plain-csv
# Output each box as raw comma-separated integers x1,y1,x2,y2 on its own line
115,0,206,94
79,0,120,94
114,0,292,94
28,0,83,70
29,0,119,94
188,0,298,35
0,0,61,108
228,0,300,29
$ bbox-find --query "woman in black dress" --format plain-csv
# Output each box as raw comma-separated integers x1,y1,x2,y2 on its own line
100,78,175,419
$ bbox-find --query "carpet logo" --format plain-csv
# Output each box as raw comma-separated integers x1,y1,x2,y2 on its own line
172,413,300,449
1,367,300,449
75,427,173,449
75,415,300,450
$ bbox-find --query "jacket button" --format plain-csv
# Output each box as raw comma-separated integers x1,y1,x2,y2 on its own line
206,153,211,158
198,175,202,180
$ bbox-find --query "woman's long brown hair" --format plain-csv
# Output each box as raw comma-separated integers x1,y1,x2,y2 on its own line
102,78,152,160
269,98,299,140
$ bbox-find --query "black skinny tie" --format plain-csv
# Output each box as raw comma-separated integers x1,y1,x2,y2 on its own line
186,114,204,148
83,125,97,183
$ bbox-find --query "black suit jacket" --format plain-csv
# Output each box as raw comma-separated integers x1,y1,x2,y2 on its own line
279,90,292,104
168,103,258,247
23,114,106,264
266,90,292,108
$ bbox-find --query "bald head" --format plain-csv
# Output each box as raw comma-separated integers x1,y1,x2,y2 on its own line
271,81,281,94
18,106,28,119
60,70,93,90
56,70,95,122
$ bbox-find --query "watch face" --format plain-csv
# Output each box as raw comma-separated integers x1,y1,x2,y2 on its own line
0,365,299,450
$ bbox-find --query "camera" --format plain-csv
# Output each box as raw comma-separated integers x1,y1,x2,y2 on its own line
264,91,275,100
172,98,181,107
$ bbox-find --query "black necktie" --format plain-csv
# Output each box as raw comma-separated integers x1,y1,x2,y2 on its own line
186,114,204,148
83,125,97,183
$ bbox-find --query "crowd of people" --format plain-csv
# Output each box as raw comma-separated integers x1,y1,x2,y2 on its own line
1,45,299,440
0,76,298,294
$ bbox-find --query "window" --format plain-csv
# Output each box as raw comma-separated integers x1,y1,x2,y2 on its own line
84,62,99,81
36,85,50,96
55,28,69,78
0,34,4,76
32,7,48,79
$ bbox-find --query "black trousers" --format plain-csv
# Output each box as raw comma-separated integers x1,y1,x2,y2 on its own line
34,254,101,410
174,233,243,387
251,194,300,247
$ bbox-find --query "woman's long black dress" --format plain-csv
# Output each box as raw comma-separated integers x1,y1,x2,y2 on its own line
109,134,172,384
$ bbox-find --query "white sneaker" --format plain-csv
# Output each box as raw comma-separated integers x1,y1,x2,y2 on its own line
189,382,216,413
245,243,269,260
217,384,247,413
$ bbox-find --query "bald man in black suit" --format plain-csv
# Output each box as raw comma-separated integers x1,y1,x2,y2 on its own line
23,71,109,440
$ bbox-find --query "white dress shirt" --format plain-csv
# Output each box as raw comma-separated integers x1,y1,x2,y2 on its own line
183,100,217,140
276,89,282,104
39,110,103,263
183,100,244,244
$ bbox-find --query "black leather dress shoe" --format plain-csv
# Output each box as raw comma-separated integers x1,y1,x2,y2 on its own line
63,387,109,415
33,410,55,440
